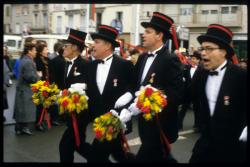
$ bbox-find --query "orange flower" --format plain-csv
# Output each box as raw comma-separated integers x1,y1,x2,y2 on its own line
62,89,69,97
31,86,38,92
141,106,150,113
108,127,113,134
62,99,69,108
72,94,79,103
44,81,50,86
144,87,154,97
42,91,48,97
95,129,103,139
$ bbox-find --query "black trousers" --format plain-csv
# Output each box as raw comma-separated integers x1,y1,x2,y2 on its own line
88,135,135,163
136,143,177,163
59,128,92,162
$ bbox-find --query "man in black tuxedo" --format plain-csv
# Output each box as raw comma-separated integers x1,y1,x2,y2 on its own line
178,51,203,131
123,12,185,162
86,25,135,162
189,24,247,163
59,28,91,162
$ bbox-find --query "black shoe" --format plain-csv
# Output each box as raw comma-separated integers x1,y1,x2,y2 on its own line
51,121,60,126
21,128,33,135
36,125,45,132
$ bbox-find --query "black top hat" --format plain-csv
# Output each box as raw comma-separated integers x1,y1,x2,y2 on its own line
190,51,201,60
141,12,174,39
66,28,87,48
91,25,120,47
197,24,234,58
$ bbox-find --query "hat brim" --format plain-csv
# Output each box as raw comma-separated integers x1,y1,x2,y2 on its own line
91,33,120,47
197,35,234,57
141,22,172,39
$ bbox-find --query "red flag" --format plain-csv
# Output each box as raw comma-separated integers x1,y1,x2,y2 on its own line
90,4,96,21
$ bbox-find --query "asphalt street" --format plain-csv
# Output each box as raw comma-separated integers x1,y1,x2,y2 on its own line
3,79,200,163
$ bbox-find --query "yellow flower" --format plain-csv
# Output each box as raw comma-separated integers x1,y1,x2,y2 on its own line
144,113,152,121
106,134,113,141
33,99,40,105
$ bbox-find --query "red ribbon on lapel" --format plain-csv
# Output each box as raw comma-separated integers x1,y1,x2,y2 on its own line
71,112,80,147
37,107,51,129
231,54,239,65
155,114,171,158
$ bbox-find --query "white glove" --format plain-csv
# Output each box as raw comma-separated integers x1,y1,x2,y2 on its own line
114,92,133,109
110,109,119,118
128,103,141,116
239,126,247,142
119,108,132,123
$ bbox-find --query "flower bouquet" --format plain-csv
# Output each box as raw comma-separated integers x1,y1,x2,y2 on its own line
135,85,167,121
93,110,125,142
31,80,60,129
93,110,130,153
57,83,88,146
135,85,171,156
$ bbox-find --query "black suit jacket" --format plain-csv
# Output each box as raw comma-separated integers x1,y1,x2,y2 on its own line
86,55,135,121
62,56,89,132
134,46,185,144
192,62,246,151
49,54,66,89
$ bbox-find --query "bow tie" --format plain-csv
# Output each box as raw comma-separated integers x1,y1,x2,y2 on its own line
147,53,154,57
94,59,104,64
66,61,73,65
208,71,218,76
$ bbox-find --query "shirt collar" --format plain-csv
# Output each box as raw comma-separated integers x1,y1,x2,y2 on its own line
148,45,164,56
103,54,113,63
69,56,78,64
214,60,227,72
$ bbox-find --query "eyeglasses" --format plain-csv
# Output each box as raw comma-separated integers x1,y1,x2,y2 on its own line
198,47,221,53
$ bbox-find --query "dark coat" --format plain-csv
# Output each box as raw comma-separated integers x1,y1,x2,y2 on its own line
13,55,39,122
49,54,66,89
34,55,50,81
86,55,135,120
190,62,247,162
86,55,135,162
134,46,185,145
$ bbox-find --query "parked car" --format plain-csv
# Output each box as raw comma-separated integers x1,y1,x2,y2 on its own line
4,35,22,59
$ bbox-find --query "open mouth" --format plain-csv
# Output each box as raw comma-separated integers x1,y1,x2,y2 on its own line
202,58,210,62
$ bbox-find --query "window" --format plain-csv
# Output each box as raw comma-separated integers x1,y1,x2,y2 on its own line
201,10,209,15
211,10,218,14
7,40,16,47
43,13,48,28
68,15,74,28
6,6,10,17
34,13,38,28
96,13,102,28
231,6,238,13
56,16,62,33
221,7,229,14
116,12,123,21
180,8,192,15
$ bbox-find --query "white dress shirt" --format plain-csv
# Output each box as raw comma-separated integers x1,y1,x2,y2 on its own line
66,56,78,77
205,60,227,116
141,45,163,84
190,65,197,79
96,54,113,94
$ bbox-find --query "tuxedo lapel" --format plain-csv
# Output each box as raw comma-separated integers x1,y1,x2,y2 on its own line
213,64,232,116
137,54,148,85
90,61,101,96
102,55,117,96
142,53,161,85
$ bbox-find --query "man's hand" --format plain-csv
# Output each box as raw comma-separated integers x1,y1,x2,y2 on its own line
119,108,132,123
114,92,133,109
128,103,141,116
